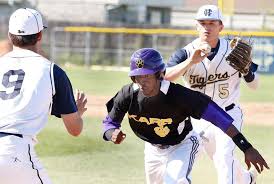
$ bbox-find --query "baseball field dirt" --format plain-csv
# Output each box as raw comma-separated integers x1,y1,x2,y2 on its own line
86,95,274,126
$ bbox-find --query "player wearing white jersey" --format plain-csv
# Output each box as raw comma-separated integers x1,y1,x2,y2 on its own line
0,8,87,184
165,5,260,184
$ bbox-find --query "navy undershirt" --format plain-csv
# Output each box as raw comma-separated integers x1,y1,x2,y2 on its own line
51,65,77,118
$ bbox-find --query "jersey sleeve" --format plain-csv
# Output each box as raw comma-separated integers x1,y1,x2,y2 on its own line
201,101,233,132
102,84,132,135
173,84,211,119
167,48,188,67
51,65,77,118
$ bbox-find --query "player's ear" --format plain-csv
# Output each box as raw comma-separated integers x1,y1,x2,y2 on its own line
218,21,224,32
131,76,136,83
37,32,42,41
155,71,165,80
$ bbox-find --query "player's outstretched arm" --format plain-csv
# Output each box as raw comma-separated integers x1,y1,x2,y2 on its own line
102,116,125,144
61,90,87,136
225,125,270,173
61,113,83,136
75,89,88,116
201,101,269,173
165,48,208,81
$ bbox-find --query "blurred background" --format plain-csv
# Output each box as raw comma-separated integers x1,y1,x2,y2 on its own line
0,1,273,184
0,0,273,73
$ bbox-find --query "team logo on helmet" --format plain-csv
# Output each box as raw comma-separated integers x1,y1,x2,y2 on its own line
135,58,144,68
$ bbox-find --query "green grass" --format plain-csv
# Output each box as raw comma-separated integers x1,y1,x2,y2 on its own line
37,117,145,184
63,66,274,102
64,66,130,96
37,117,274,184
240,74,274,102
34,67,274,183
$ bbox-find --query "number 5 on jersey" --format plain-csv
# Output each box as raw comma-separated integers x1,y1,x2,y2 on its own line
0,69,25,100
219,83,229,99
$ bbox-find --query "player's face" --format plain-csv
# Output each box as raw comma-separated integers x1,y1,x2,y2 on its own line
135,74,160,97
196,20,224,42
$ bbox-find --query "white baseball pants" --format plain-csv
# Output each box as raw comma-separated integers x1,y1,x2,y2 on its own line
0,134,52,184
192,105,252,184
144,131,200,184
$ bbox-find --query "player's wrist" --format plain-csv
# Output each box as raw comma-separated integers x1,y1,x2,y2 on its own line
232,133,253,153
243,70,255,82
103,128,116,141
187,58,196,67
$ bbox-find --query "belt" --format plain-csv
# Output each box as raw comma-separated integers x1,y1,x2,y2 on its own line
153,144,171,149
0,132,23,138
225,103,235,111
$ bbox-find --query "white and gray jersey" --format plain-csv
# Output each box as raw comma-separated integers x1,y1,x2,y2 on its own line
0,49,77,136
168,38,241,108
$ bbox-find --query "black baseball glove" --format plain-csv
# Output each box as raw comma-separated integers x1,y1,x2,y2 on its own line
225,37,252,75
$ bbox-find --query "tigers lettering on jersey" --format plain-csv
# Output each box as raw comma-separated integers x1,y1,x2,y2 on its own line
189,71,230,89
181,38,241,107
128,114,172,137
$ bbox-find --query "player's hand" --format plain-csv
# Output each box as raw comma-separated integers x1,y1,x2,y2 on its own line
244,147,270,173
189,49,208,64
190,42,210,65
199,41,211,55
111,129,126,144
75,89,88,117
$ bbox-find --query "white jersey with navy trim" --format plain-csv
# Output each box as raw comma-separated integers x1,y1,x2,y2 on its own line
183,38,239,108
179,38,255,184
0,49,54,136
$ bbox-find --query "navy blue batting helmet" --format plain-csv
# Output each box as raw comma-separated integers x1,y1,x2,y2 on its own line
129,48,166,77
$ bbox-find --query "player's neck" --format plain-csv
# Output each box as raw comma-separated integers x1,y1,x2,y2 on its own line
142,80,161,97
207,38,219,48
200,38,219,48
13,45,38,53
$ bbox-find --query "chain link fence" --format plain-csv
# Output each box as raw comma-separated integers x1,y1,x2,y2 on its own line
49,27,274,73
0,15,273,73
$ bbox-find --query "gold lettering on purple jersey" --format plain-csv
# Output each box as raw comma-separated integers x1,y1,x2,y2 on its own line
190,72,230,89
128,114,138,121
139,117,150,125
154,126,170,137
128,115,173,137
151,118,172,137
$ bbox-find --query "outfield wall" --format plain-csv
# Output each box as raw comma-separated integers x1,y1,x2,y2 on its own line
50,27,274,74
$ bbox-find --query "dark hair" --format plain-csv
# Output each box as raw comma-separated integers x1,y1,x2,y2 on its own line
9,32,39,47
130,70,166,83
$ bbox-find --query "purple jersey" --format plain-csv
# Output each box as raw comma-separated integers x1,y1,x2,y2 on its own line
104,80,211,145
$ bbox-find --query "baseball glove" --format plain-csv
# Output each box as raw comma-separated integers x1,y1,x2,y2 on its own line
225,37,252,75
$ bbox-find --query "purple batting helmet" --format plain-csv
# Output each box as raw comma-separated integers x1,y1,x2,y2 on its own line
129,48,166,77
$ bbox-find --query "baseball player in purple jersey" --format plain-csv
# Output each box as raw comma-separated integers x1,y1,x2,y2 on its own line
0,8,87,184
102,48,268,184
165,4,262,184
